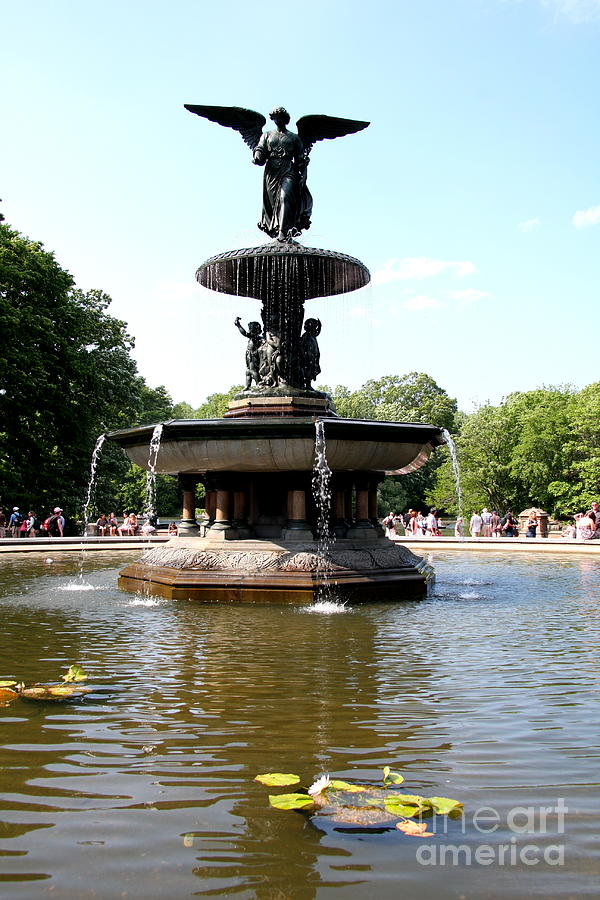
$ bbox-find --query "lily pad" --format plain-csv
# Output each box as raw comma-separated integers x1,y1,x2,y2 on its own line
383,766,404,785
21,684,92,701
397,820,434,837
429,797,464,815
62,665,87,683
328,780,367,792
268,793,315,810
0,687,18,704
255,773,300,787
383,801,424,818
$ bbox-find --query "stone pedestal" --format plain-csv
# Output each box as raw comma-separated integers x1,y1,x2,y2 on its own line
118,533,434,604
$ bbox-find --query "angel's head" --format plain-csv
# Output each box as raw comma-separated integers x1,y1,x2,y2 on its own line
304,318,321,336
270,107,290,126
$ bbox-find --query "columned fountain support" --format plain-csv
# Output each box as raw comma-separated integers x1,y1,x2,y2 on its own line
178,474,200,536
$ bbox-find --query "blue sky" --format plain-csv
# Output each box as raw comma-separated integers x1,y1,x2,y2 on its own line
3,0,600,411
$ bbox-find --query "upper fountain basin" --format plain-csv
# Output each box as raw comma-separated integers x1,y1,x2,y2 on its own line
196,241,370,300
108,417,444,475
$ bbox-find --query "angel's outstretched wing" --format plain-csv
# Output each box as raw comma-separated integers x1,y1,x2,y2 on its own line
296,115,369,155
184,105,266,150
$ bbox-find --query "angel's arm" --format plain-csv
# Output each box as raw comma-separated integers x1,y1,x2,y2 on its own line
252,131,268,167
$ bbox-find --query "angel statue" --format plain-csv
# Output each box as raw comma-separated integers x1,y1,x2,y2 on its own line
184,104,369,241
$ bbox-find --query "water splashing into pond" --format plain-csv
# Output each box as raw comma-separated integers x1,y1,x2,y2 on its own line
311,420,342,608
71,433,107,589
81,433,107,535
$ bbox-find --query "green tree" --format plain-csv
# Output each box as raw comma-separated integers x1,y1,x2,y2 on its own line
0,223,141,516
195,386,243,418
429,387,575,517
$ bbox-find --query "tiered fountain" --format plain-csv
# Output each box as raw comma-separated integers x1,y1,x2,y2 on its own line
110,104,445,602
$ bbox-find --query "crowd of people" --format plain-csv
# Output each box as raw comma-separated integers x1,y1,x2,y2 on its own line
383,509,445,537
383,502,600,541
0,506,65,537
465,508,521,538
0,506,179,538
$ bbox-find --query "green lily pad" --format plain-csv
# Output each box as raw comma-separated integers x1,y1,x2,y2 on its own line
429,797,464,815
62,665,87,683
383,801,424,818
383,766,404,785
268,793,315,810
255,773,300,787
328,780,367,792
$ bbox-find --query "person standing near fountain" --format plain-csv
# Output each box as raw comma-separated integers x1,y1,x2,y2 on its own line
469,510,483,537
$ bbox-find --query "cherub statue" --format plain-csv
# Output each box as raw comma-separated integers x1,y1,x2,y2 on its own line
184,104,369,241
258,330,285,387
299,318,322,389
234,317,262,389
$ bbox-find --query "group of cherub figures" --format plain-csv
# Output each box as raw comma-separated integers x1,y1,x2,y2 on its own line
234,316,321,391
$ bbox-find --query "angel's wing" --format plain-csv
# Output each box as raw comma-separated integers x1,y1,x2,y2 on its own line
296,115,369,155
184,105,267,150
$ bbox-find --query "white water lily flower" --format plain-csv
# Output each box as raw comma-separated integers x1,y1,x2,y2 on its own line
308,774,331,795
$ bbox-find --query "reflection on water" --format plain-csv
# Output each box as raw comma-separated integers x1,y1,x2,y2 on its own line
0,551,598,898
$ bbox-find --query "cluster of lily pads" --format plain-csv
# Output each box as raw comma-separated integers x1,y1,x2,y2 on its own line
0,665,92,706
255,767,463,837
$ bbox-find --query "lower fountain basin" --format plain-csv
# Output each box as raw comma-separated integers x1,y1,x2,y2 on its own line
108,417,444,475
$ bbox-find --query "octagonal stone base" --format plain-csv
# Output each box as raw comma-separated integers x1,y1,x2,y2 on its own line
118,535,434,603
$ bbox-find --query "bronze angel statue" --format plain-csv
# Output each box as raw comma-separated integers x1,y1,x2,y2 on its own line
184,104,369,242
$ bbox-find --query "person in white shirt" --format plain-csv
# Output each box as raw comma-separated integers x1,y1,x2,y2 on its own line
469,512,483,537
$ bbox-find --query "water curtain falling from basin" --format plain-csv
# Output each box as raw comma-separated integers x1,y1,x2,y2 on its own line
82,433,107,535
441,428,463,528
312,420,336,602
145,424,164,520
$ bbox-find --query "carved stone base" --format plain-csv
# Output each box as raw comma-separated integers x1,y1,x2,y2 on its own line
225,393,337,419
118,534,434,603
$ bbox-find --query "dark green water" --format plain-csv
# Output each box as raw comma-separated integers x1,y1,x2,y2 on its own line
0,551,598,898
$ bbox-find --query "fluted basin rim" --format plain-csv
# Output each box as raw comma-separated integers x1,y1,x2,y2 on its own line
108,417,445,476
196,241,370,300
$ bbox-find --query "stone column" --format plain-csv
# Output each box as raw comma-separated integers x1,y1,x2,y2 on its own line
333,475,350,538
369,478,384,536
209,476,239,540
347,474,376,541
204,489,216,526
282,482,313,541
178,474,200,536
232,482,253,538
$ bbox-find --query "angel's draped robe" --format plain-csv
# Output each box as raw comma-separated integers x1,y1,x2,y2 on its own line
253,129,313,238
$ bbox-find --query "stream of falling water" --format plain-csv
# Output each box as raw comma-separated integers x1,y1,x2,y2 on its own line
311,420,343,608
441,428,463,530
144,424,164,522
70,433,107,588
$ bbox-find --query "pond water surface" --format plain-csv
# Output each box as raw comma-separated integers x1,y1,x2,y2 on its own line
0,551,598,898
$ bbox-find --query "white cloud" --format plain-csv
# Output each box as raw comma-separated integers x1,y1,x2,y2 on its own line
518,218,541,232
449,289,489,305
573,204,600,228
373,257,476,285
403,294,443,311
541,0,600,23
